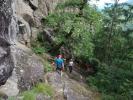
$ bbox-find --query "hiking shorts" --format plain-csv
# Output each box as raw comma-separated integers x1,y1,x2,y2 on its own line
56,67,63,71
68,66,73,73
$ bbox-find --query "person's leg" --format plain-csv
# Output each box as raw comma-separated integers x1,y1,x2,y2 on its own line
71,66,73,73
60,70,62,77
61,67,64,77
69,66,72,73
57,67,62,76
68,66,70,73
65,65,67,71
56,67,58,71
56,67,60,74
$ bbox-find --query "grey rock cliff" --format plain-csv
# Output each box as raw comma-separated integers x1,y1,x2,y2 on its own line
15,0,64,46
0,0,44,96
0,0,64,97
45,72,94,100
0,0,16,86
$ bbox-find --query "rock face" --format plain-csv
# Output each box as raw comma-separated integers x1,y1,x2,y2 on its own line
0,0,64,84
15,0,35,45
0,0,65,97
45,72,94,100
15,0,64,45
29,0,38,10
15,44,44,91
0,68,19,97
0,0,17,86
0,43,45,96
0,0,45,96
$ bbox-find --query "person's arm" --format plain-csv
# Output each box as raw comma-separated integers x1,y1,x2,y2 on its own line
62,60,64,69
62,62,64,67
72,61,74,66
52,59,56,66
54,59,57,67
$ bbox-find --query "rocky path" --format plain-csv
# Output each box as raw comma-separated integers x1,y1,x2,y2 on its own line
45,71,99,100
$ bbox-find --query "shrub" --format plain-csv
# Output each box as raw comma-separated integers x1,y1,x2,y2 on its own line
21,83,54,100
87,63,133,100
33,83,54,96
22,91,36,100
7,97,16,100
32,47,45,54
44,61,53,72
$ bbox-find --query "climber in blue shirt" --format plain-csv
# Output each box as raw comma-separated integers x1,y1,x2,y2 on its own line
55,54,64,76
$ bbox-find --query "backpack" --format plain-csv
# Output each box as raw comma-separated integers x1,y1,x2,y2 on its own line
55,58,63,68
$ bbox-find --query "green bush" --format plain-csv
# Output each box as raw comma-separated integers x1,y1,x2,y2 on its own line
21,83,54,100
7,97,16,100
32,47,45,54
87,63,133,100
22,91,36,100
33,83,54,96
44,61,53,72
31,38,45,55
102,93,132,100
101,94,115,100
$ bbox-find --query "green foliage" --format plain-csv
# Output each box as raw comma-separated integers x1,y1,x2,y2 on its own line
101,93,132,100
31,33,48,54
87,63,133,99
32,47,45,54
56,0,82,9
87,4,133,97
40,0,133,99
22,91,36,100
43,60,53,72
87,3,133,99
21,83,54,100
33,83,54,96
44,0,102,58
31,37,45,54
7,97,16,100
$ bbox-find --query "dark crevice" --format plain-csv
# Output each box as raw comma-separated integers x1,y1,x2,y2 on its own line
23,0,38,11
29,1,38,11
